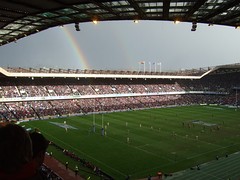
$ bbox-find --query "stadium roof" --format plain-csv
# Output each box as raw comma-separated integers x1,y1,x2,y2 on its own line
0,63,239,80
0,0,240,46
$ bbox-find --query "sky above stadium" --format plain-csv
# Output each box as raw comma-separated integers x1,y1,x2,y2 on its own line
0,21,240,71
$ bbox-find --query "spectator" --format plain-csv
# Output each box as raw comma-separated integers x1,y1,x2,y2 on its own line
75,165,79,176
0,123,37,179
30,131,49,168
65,161,69,170
148,175,152,180
29,131,49,180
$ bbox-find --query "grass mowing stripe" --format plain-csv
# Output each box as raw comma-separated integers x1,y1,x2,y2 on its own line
202,155,240,176
169,151,240,180
192,171,223,180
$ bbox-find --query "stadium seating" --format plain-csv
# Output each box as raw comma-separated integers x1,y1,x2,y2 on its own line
0,68,239,121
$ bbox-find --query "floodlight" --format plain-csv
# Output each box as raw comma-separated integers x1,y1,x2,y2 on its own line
93,20,98,24
134,20,139,23
174,20,180,24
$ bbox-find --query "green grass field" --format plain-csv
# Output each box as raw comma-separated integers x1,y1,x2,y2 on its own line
20,105,240,179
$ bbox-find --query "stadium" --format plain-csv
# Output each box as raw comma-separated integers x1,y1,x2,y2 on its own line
0,64,240,179
1,1,240,180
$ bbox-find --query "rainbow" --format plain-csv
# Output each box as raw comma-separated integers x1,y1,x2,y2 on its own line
61,27,90,69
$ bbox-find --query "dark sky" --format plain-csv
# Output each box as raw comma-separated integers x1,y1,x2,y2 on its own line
0,21,239,71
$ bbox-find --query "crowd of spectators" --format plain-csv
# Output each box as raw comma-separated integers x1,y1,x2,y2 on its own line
1,73,239,99
1,93,238,121
0,72,239,121
68,85,96,95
